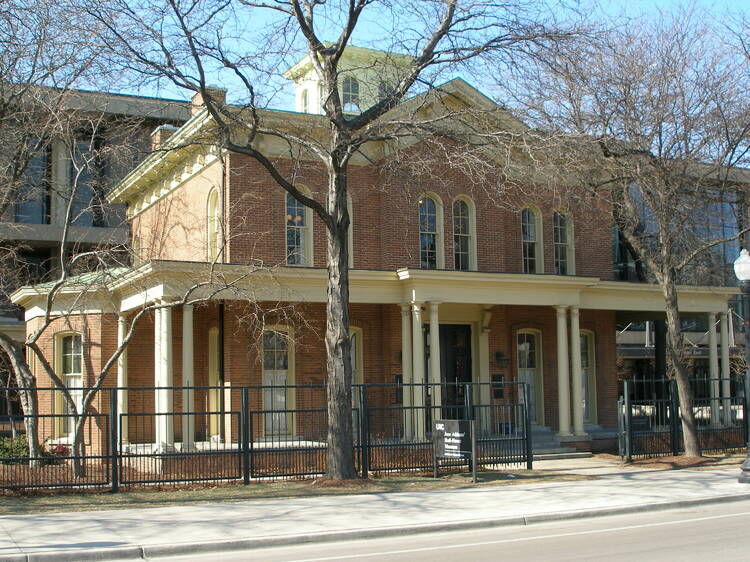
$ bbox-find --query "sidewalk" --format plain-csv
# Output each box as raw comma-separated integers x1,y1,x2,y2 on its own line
1,457,749,562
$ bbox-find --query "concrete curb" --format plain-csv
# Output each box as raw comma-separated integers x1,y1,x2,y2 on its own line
4,492,750,561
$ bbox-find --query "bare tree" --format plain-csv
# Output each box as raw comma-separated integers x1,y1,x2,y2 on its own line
78,0,590,479
500,9,750,456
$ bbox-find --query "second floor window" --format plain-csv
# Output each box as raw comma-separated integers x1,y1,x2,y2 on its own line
419,196,438,269
521,207,541,273
207,188,221,261
15,143,50,224
553,211,573,275
453,199,472,271
71,139,106,227
342,77,360,113
286,192,310,265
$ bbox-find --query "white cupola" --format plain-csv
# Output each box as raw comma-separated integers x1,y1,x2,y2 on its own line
283,46,413,115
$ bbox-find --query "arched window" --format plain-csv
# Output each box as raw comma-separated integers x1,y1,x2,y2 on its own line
286,191,312,265
517,329,543,425
453,197,476,271
521,207,542,273
56,333,83,439
207,188,221,261
580,331,597,423
553,211,575,275
342,76,360,113
419,195,443,269
300,89,309,113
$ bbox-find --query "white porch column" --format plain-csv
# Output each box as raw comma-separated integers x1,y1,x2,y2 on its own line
182,304,195,450
708,312,720,426
720,311,732,425
155,303,174,450
428,302,442,412
569,307,585,436
555,306,572,436
116,314,128,445
153,307,162,447
400,304,413,438
411,302,426,438
162,304,174,448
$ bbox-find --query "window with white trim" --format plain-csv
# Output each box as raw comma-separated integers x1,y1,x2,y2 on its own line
342,76,360,113
300,89,309,113
521,207,542,273
553,211,574,275
59,334,83,439
580,331,597,423
262,330,291,435
207,188,220,261
419,196,441,269
453,198,474,271
286,192,312,265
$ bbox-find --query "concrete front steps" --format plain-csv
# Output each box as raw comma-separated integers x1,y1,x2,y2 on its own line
530,424,593,460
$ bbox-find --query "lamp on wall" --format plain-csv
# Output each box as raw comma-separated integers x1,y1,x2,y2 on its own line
494,351,508,369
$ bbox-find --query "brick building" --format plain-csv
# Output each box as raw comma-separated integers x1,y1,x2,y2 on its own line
11,49,737,455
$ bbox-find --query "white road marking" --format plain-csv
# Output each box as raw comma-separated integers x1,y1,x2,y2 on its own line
283,510,750,562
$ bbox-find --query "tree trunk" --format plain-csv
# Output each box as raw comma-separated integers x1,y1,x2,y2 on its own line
324,157,356,480
0,335,41,462
73,416,87,478
661,278,702,457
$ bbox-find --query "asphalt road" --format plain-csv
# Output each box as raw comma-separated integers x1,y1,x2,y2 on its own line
158,499,750,561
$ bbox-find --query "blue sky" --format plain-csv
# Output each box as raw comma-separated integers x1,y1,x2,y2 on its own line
108,0,750,111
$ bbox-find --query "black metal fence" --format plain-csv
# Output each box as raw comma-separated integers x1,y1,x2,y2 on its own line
618,378,747,461
0,381,530,491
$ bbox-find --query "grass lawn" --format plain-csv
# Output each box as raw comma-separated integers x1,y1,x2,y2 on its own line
0,469,595,515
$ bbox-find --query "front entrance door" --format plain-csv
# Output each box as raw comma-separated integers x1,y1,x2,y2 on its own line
439,324,473,419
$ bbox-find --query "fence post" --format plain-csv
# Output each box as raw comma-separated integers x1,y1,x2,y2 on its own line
241,387,250,485
524,383,533,469
464,383,474,420
109,387,119,493
359,385,369,479
670,380,679,456
624,380,633,463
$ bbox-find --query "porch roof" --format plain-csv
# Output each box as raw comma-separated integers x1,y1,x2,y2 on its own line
11,260,738,320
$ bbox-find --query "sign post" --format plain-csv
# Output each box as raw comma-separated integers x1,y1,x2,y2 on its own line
432,419,477,483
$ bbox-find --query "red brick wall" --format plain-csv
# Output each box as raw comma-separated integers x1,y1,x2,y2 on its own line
224,151,614,278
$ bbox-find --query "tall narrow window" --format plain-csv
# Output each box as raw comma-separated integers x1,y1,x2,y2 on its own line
15,143,50,224
207,188,220,261
553,211,573,275
60,334,83,439
286,192,311,265
453,198,474,271
263,330,290,435
521,208,541,273
517,330,543,425
419,196,439,269
300,89,309,113
580,331,597,423
319,83,326,114
71,139,105,227
342,76,360,113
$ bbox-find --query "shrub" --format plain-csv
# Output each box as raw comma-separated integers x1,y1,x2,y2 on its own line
0,436,31,463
